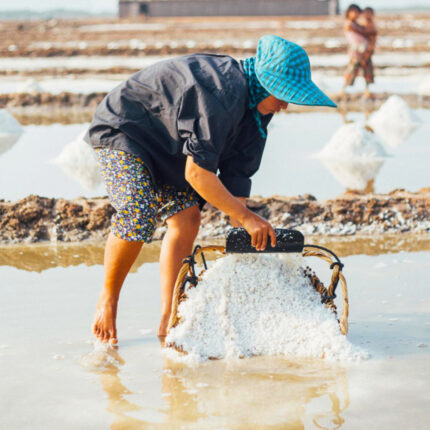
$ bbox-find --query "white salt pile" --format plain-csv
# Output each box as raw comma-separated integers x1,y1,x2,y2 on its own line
314,123,388,190
417,76,430,96
17,78,43,94
0,109,24,156
166,254,367,363
51,129,102,190
368,95,421,147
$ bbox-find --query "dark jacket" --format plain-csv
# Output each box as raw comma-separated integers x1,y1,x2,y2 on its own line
86,53,272,197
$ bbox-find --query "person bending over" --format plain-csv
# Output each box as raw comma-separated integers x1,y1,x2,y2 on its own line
86,35,337,343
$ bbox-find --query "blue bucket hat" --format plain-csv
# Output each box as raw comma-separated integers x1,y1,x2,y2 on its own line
255,35,337,108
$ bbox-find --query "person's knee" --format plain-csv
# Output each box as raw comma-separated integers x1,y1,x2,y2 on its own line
167,206,201,237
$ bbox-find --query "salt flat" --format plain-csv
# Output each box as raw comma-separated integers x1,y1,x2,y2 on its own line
0,247,429,429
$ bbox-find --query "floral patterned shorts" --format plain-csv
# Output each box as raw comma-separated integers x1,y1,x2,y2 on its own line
96,148,199,242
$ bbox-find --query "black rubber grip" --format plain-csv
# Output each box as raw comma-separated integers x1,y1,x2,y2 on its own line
225,228,304,253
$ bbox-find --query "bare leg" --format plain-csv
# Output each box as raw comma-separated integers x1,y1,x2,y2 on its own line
158,205,201,337
364,83,371,98
93,233,143,344
341,84,347,96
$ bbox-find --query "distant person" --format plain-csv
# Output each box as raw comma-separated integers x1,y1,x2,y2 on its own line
86,35,337,344
342,4,377,97
358,7,377,95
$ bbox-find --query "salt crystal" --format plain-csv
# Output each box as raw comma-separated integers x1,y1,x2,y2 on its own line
51,128,102,190
78,340,121,370
166,254,367,362
17,78,43,94
185,40,197,49
368,95,421,147
314,123,388,190
0,109,24,156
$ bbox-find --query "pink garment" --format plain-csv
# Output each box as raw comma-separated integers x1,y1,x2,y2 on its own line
345,30,368,59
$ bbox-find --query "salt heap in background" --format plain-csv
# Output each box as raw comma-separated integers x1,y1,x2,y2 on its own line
17,78,43,94
315,122,388,190
417,76,430,96
368,95,421,147
0,109,24,156
51,129,102,190
166,254,367,362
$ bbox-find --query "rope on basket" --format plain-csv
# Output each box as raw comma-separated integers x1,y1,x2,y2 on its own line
167,244,349,335
302,245,349,335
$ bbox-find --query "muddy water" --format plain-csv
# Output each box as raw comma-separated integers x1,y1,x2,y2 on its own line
1,234,430,272
0,240,429,429
1,110,429,201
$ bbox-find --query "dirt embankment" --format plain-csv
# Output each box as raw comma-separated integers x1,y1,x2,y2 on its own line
1,189,429,245
2,92,430,110
2,15,430,59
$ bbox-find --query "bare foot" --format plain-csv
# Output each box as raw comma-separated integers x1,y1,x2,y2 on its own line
92,296,118,344
158,313,170,337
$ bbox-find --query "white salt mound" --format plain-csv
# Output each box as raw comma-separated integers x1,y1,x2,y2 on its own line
166,254,368,362
417,76,430,96
315,123,388,190
368,95,421,147
0,109,23,156
17,78,43,94
52,129,102,190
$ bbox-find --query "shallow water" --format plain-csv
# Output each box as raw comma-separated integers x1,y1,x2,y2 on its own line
0,123,106,200
1,110,429,201
1,234,430,272
0,243,429,429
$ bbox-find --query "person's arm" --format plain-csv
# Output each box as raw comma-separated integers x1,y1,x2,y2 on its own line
346,20,368,36
230,197,247,227
185,156,276,251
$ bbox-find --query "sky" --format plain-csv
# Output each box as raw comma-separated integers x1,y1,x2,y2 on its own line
0,0,429,12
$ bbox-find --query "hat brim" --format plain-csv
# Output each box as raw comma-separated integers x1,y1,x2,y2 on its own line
256,70,337,108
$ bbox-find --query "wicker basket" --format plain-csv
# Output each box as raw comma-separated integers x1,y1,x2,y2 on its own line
167,245,349,344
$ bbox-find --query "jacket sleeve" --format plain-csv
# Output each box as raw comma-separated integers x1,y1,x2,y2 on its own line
177,86,238,173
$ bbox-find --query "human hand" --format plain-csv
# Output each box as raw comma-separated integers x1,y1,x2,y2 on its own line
240,210,277,251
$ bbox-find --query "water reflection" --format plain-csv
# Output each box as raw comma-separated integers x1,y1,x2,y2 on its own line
1,110,429,201
2,235,430,272
94,351,350,430
314,122,389,192
0,109,24,156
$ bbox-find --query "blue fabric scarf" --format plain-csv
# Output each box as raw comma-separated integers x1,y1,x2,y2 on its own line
242,56,271,139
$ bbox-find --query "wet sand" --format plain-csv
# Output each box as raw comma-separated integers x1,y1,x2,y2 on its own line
0,243,429,429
